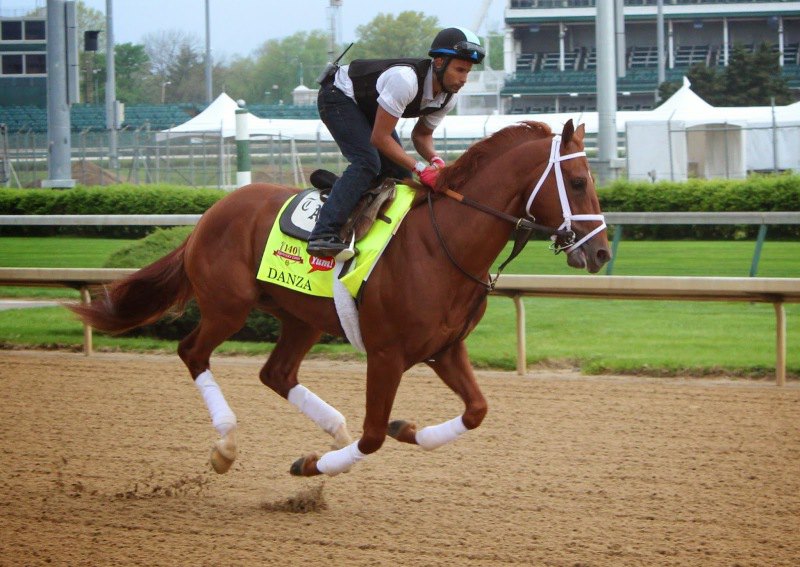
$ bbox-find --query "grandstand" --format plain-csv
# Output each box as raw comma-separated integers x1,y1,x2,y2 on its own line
0,102,320,133
0,104,195,133
498,0,800,114
3,2,797,127
247,104,319,120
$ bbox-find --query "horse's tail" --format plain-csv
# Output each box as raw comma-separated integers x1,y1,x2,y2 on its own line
68,240,193,334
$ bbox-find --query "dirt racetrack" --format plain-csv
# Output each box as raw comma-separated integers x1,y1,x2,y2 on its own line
1,350,798,566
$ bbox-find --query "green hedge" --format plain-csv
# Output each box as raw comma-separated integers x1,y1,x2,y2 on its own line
597,174,800,239
0,184,225,238
1,174,798,240
103,226,343,344
104,226,284,343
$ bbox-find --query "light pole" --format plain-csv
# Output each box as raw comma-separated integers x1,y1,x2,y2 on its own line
205,0,212,103
93,69,100,104
161,80,171,104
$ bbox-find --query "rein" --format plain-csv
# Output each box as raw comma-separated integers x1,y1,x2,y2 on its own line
427,190,561,291
428,132,607,290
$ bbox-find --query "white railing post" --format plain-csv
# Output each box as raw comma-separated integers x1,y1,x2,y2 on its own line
774,301,786,387
513,294,526,376
80,286,92,356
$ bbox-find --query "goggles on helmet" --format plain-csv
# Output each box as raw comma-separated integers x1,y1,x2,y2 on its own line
430,40,486,64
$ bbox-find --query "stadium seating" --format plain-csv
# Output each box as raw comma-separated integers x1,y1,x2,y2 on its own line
515,52,536,73
584,47,597,70
0,104,195,133
122,105,194,130
674,45,711,67
0,105,46,132
537,49,581,71
71,104,106,130
783,43,799,65
247,104,319,119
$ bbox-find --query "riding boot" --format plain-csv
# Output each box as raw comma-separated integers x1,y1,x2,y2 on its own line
308,170,374,258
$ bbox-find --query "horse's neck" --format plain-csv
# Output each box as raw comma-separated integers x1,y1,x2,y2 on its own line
427,143,545,274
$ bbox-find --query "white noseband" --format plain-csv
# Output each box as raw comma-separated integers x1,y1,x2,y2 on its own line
524,134,607,254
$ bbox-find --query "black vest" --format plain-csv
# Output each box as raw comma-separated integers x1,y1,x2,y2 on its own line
347,58,453,124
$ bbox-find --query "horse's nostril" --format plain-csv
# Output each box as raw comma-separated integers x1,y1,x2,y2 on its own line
596,248,611,263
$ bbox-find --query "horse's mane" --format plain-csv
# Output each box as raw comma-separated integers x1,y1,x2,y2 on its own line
437,121,553,191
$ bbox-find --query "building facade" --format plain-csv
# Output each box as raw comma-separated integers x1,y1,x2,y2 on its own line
481,0,800,114
0,16,47,107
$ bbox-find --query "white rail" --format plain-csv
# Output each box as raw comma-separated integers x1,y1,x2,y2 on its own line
1,212,799,226
0,268,796,385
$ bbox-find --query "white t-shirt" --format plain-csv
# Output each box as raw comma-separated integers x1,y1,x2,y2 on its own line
332,63,456,130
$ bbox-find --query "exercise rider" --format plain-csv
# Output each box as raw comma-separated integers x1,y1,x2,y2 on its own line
307,27,486,258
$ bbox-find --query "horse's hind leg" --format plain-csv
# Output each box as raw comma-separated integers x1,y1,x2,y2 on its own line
292,354,404,477
178,297,252,474
389,340,488,450
259,313,353,451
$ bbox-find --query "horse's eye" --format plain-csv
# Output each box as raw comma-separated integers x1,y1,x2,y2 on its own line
571,177,587,191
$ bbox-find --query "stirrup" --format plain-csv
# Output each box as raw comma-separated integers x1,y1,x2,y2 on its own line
334,233,356,262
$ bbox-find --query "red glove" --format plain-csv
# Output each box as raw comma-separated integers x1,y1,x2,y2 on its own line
430,155,446,170
418,165,441,190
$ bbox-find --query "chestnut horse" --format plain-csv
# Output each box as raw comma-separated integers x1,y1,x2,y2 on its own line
70,120,610,477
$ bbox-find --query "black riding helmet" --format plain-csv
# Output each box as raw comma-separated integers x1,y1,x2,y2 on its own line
428,27,485,93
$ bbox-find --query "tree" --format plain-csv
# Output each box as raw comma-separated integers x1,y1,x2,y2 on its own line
166,44,206,103
224,31,330,105
114,43,151,104
658,42,792,106
216,55,258,103
142,30,205,103
350,12,441,60
724,43,793,106
486,31,504,71
143,30,200,77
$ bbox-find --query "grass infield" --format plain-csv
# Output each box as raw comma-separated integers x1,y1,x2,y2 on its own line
1,236,798,377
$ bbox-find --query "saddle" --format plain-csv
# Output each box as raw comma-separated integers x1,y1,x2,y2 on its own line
279,169,398,245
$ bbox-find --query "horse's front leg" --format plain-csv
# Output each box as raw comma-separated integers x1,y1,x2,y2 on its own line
388,340,488,450
259,314,353,451
291,354,403,477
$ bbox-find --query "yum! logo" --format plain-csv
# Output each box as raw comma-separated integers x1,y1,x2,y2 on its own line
308,256,334,273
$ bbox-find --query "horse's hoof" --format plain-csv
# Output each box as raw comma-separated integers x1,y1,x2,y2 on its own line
387,420,417,444
210,430,237,474
331,423,353,450
290,454,321,477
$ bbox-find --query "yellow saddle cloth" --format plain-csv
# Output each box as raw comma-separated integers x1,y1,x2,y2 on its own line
256,185,416,298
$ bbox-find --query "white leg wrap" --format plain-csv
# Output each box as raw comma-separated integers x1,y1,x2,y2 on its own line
195,370,237,436
316,440,365,476
287,384,346,437
415,416,468,451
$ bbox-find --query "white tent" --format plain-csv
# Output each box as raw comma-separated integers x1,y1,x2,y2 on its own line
159,89,799,179
158,93,622,143
626,120,748,181
627,79,747,181
725,103,800,172
155,92,242,141
155,92,334,142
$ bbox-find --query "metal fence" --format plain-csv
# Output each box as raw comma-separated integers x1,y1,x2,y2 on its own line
3,127,347,189
3,120,792,189
624,121,800,182
2,126,500,189
1,126,613,190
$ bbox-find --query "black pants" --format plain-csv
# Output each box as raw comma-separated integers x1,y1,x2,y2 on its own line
311,83,410,239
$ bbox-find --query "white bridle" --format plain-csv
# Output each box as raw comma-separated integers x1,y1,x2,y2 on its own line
524,134,607,254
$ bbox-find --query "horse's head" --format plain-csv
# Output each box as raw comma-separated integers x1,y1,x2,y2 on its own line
524,120,611,273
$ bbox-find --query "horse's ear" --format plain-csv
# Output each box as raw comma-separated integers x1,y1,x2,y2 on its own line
561,119,575,148
574,123,586,143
